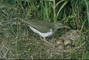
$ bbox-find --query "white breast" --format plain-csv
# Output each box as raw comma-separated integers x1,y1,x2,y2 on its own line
29,26,53,38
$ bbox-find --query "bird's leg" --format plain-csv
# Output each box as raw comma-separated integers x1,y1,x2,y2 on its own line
43,38,54,46
40,36,54,46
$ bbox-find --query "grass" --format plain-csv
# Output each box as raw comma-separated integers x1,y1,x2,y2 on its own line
0,0,89,59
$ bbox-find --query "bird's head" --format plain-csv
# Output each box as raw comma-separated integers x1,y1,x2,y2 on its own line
54,21,70,31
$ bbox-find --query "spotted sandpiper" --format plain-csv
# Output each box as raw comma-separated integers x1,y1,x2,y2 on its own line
19,19,69,45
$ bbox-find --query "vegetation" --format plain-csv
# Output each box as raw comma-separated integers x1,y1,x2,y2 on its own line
0,0,89,59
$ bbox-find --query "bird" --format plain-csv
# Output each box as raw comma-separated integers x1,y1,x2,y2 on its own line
19,19,70,45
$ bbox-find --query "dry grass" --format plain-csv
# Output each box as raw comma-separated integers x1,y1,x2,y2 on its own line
0,0,89,59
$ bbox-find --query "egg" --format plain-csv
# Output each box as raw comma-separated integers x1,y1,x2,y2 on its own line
64,39,72,46
58,44,64,50
55,39,63,45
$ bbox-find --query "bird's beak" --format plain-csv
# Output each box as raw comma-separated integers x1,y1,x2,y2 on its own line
64,25,70,29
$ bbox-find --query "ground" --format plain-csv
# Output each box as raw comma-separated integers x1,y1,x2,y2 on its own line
0,26,86,59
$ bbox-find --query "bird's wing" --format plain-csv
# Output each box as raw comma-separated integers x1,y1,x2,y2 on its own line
20,19,54,32
29,20,54,32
